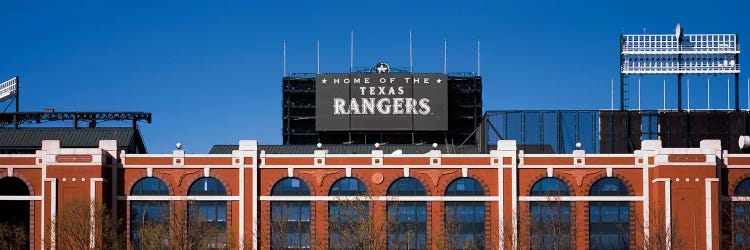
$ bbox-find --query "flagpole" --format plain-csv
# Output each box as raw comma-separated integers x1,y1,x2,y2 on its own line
477,40,481,76
409,29,413,73
443,39,447,74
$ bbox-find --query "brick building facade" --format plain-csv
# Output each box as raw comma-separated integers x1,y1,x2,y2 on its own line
2,138,750,249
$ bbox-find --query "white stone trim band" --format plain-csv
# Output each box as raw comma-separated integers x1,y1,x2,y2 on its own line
118,196,240,201
518,196,644,201
259,196,501,201
0,195,43,200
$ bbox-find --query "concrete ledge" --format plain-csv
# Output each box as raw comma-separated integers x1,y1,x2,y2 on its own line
239,140,258,151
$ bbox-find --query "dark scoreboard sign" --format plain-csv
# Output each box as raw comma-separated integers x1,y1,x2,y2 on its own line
315,72,448,131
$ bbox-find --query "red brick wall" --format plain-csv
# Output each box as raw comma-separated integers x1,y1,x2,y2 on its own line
6,146,750,249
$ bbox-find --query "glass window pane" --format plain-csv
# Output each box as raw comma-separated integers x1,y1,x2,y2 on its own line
273,178,310,196
475,206,485,222
590,178,629,196
531,201,572,249
736,178,750,196
531,178,570,196
388,178,426,196
445,202,484,249
589,201,629,249
272,201,311,249
388,201,427,249
619,205,629,222
330,201,370,249
591,207,600,222
131,178,169,195
330,178,367,196
188,177,227,196
602,206,617,222
446,178,484,196
130,201,169,248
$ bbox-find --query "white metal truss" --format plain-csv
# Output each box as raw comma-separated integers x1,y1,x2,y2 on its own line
0,77,17,102
622,34,738,55
621,33,740,75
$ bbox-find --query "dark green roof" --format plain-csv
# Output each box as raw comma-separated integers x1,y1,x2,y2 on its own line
210,144,480,154
0,127,146,153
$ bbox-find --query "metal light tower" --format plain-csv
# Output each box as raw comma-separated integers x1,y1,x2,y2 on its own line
620,24,740,111
0,76,19,113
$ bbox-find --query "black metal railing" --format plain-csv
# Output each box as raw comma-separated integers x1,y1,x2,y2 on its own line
0,112,152,129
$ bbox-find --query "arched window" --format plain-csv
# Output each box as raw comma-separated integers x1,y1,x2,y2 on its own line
530,177,571,250
328,178,368,249
734,178,750,247
589,178,630,250
271,178,311,249
445,178,485,249
387,178,427,249
329,177,367,195
188,177,228,248
0,177,31,249
129,177,169,249
189,177,227,195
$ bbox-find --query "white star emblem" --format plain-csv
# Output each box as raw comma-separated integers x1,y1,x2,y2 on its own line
376,64,388,73
436,78,442,83
321,78,327,84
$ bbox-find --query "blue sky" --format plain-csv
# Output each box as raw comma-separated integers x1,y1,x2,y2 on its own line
1,0,746,153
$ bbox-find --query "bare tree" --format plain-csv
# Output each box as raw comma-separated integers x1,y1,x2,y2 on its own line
434,213,488,250
0,222,28,250
526,199,573,250
134,216,169,250
721,201,750,249
224,227,254,250
634,213,685,250
269,202,289,249
327,195,396,250
46,199,124,250
423,206,531,250
501,212,530,250
270,201,317,249
136,201,235,250
321,196,443,250
388,229,417,250
386,199,430,250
